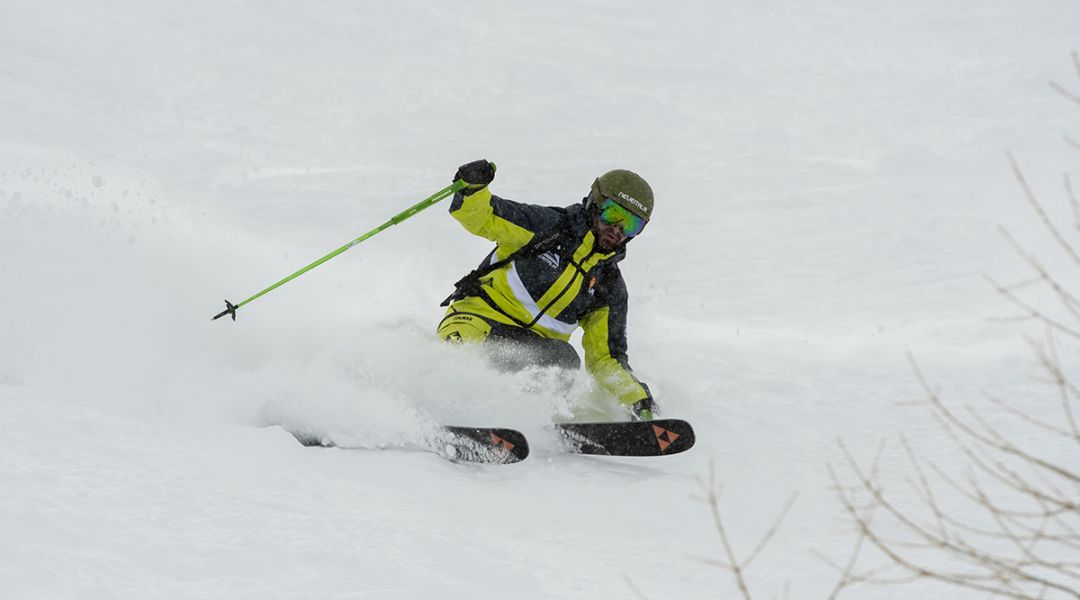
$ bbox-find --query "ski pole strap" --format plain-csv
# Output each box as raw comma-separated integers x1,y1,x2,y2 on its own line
213,180,467,321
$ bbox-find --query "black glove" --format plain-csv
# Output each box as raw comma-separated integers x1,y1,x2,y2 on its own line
454,159,496,196
631,397,658,421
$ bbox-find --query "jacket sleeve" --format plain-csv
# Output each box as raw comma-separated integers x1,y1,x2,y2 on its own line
448,187,562,258
579,268,653,407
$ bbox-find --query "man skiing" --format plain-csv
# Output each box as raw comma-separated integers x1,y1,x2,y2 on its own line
437,159,658,421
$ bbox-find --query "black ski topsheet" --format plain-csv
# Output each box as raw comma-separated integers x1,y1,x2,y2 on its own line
289,426,529,465
290,419,694,462
552,418,696,457
438,426,530,464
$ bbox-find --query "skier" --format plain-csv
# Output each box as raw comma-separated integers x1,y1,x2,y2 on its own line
437,159,659,421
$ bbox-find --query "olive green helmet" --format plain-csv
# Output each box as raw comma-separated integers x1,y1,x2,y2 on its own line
588,169,654,221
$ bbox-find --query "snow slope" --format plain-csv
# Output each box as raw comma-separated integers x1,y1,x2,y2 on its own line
2,1,1079,597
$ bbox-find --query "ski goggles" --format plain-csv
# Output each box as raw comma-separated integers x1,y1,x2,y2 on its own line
598,198,647,237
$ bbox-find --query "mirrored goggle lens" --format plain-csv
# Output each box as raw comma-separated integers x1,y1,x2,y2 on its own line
599,198,646,237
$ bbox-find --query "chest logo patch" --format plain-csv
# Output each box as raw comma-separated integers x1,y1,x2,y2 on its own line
539,251,561,270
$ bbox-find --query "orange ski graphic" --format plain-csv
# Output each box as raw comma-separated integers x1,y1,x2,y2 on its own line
652,425,681,452
490,433,515,452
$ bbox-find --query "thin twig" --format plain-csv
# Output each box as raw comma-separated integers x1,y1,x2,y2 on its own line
914,464,1080,553
624,576,650,600
830,461,1046,599
900,436,948,539
1034,329,1080,439
1007,153,1080,270
986,274,1080,341
837,440,1080,598
1000,275,1053,293
697,462,800,599
911,353,1080,486
742,492,798,570
1051,81,1080,108
998,227,1080,320
984,392,1073,439
1066,174,1080,232
702,463,753,600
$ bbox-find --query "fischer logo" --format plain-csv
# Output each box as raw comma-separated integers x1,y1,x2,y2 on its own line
618,191,648,214
653,424,680,452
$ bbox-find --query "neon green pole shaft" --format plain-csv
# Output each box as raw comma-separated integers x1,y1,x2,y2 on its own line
212,180,467,321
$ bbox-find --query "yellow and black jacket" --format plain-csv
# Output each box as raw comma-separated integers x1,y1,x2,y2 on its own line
438,187,652,408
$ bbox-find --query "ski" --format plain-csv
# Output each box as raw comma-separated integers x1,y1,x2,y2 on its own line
551,418,695,457
436,426,530,464
290,426,529,465
290,419,694,461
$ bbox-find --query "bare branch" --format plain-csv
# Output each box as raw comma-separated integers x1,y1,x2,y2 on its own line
900,436,949,539
826,496,881,599
917,465,1080,553
1066,174,1080,232
821,357,1080,597
1051,81,1080,108
967,404,1080,490
695,463,802,599
742,492,798,570
818,57,1080,600
948,438,1078,519
1031,329,1080,440
1000,275,1054,294
624,576,651,600
910,353,1080,486
986,274,1080,341
971,477,1080,581
714,55,1080,600
983,393,1073,440
1007,153,1080,271
829,460,1051,600
701,462,753,600
695,558,734,569
998,227,1080,322
1067,134,1080,154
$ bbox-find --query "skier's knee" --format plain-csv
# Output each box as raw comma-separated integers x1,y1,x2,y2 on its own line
437,313,492,343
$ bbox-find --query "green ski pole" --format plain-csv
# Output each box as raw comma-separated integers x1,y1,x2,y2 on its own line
212,179,469,321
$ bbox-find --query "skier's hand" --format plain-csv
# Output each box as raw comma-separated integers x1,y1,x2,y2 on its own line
631,398,658,421
454,159,496,196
